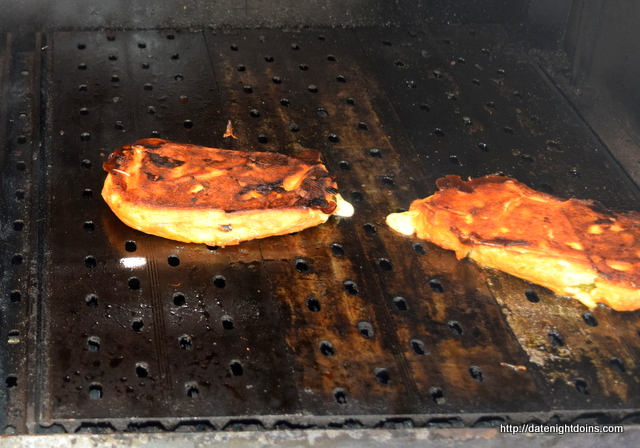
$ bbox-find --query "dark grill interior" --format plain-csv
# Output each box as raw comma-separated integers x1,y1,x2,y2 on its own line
1,23,640,435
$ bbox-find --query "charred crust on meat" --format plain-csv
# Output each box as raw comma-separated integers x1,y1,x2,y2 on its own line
475,236,530,247
326,187,339,195
144,171,164,182
103,146,128,172
450,227,530,247
256,181,284,194
585,200,616,217
309,197,329,208
237,181,285,196
148,152,186,169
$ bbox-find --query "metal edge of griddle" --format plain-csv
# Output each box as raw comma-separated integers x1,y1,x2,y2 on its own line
0,31,12,434
26,31,52,433
1,32,46,435
31,408,640,434
6,425,640,448
522,41,640,201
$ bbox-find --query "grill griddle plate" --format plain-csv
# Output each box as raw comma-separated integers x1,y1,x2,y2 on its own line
2,26,640,433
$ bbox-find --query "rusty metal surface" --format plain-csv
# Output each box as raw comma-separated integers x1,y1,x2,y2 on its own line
1,25,638,434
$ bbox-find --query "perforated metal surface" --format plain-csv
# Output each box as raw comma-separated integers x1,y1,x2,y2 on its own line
2,26,640,434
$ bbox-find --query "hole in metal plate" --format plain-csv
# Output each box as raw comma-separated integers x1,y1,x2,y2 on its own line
469,366,484,382
213,276,226,288
222,316,234,330
295,259,309,272
173,293,186,306
524,289,539,303
429,279,444,293
609,357,626,373
306,297,321,312
430,387,445,404
369,148,382,158
85,294,98,307
393,297,407,310
179,335,192,350
363,223,376,235
333,388,347,404
229,361,244,376
186,382,199,397
131,318,144,332
319,341,335,356
84,255,96,268
448,321,463,336
410,339,426,355
330,243,344,257
582,312,598,327
413,243,426,254
574,378,589,395
548,331,564,347
128,277,141,290
374,368,390,384
343,280,358,295
89,383,103,400
357,321,374,338
135,362,149,378
87,336,100,352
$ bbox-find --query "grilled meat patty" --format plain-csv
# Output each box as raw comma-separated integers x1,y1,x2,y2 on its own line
386,175,640,311
102,138,353,245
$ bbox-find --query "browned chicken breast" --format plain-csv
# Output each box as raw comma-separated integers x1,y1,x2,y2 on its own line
387,175,640,311
102,139,353,246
